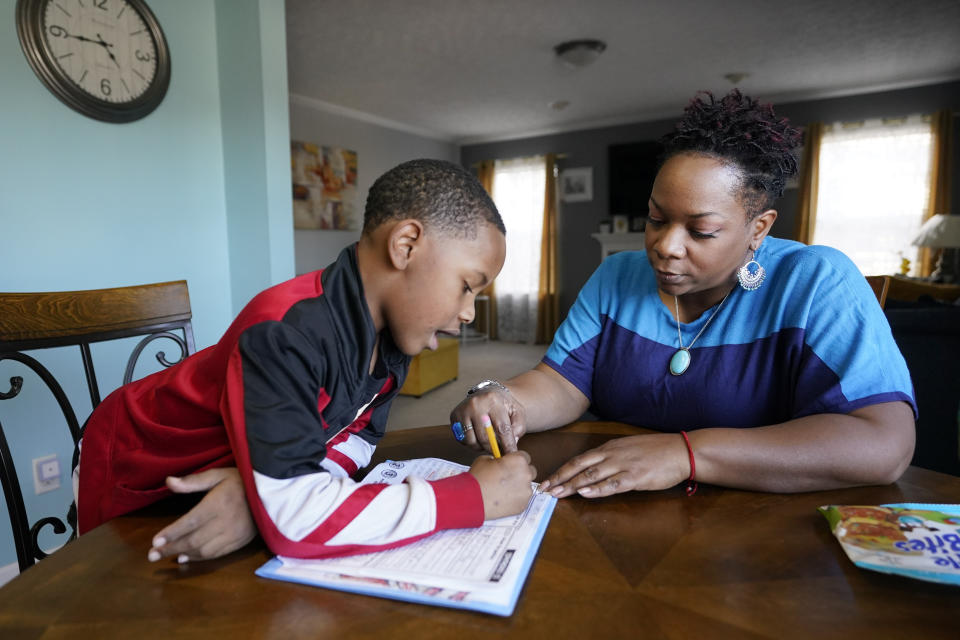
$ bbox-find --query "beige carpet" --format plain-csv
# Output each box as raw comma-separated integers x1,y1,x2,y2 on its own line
386,340,547,431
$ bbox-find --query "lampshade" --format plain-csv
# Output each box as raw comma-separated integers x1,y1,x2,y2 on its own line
554,39,606,68
911,214,960,248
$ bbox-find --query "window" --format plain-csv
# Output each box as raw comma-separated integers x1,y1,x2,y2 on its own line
812,116,934,276
491,156,545,343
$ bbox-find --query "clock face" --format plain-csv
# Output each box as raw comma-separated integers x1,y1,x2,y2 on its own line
43,0,158,104
17,0,170,122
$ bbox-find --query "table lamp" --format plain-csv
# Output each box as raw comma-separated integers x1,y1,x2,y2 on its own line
911,213,960,282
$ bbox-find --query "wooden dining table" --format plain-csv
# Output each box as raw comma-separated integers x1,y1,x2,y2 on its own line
2,421,959,638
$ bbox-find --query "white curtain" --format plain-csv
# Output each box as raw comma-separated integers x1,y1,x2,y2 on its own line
491,156,546,343
812,115,934,276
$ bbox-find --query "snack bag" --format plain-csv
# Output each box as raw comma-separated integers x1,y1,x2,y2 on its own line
819,503,960,586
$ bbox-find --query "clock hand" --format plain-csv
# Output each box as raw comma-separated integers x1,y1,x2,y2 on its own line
68,33,99,44
92,33,115,48
94,33,121,69
56,28,103,46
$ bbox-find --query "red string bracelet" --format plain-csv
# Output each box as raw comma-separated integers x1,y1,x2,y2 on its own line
680,430,697,496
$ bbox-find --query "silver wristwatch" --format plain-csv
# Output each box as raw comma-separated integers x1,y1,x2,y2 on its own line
466,379,508,396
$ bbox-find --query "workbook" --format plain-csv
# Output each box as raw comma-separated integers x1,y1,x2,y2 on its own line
256,458,557,616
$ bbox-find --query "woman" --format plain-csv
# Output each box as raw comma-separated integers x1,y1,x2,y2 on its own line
452,89,916,498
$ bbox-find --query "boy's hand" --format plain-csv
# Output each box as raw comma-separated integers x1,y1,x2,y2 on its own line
147,467,256,563
469,451,537,520
451,384,527,453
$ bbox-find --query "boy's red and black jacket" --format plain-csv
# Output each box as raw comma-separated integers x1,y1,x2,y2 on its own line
77,246,485,557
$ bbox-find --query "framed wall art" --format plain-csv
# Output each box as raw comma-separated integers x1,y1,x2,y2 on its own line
560,167,593,202
291,141,359,230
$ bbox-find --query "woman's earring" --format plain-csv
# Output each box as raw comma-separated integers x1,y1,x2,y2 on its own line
737,252,766,291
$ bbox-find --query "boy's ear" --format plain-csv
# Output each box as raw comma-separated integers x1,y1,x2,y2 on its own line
387,219,425,270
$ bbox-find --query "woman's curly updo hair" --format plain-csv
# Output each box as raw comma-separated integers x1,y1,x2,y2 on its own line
660,89,801,219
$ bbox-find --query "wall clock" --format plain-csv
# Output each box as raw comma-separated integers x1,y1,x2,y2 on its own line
16,0,171,123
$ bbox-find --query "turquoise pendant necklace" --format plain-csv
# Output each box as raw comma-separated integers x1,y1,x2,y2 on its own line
669,292,730,376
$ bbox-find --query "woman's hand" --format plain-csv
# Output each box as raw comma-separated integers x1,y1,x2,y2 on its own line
540,433,690,498
450,385,527,453
147,467,257,563
449,365,590,453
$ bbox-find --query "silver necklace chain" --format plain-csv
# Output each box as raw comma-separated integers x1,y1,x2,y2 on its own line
674,292,730,350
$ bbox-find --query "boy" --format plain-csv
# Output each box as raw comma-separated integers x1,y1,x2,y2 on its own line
77,159,535,561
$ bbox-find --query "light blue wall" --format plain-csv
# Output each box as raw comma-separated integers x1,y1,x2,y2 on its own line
0,0,292,572
216,0,294,313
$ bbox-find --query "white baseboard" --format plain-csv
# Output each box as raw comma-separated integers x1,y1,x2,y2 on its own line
0,561,19,587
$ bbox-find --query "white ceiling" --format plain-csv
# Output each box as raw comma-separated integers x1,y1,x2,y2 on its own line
285,0,960,145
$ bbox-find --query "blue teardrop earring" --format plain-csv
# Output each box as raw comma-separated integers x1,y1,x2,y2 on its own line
737,250,766,291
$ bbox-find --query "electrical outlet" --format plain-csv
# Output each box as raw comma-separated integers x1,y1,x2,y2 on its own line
33,454,61,494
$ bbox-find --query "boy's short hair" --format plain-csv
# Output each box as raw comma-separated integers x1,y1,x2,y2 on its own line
362,159,505,238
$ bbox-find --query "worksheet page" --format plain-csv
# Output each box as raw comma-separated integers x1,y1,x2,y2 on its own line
274,458,552,595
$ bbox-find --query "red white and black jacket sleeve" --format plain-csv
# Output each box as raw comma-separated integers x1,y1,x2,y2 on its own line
221,319,484,559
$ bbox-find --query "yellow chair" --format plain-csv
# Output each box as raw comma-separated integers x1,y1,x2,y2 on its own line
399,337,459,397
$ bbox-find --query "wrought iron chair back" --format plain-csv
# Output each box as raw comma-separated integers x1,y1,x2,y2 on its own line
0,281,195,572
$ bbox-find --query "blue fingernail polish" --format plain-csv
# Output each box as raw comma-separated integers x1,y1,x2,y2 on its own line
451,421,465,442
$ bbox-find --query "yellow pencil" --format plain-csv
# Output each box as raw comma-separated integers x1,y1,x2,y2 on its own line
483,417,501,458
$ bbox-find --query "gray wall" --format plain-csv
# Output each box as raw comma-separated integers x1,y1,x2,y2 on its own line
289,97,459,274
461,81,960,320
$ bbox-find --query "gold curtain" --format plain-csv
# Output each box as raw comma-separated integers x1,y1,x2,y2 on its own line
793,122,824,244
475,160,499,340
920,109,955,276
535,154,559,344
